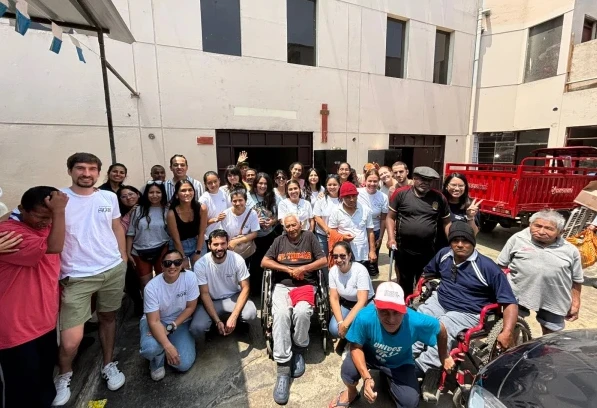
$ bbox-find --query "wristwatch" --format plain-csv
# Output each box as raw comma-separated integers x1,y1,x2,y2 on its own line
166,322,177,333
195,250,202,255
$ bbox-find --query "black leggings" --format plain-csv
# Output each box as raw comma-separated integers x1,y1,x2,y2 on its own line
395,249,435,297
0,329,57,408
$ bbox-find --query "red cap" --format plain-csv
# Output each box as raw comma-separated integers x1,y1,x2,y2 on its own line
339,182,358,198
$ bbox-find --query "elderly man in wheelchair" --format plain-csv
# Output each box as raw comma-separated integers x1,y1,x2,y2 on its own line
261,213,328,406
412,222,520,401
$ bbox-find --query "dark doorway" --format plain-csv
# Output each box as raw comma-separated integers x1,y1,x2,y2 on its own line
216,130,313,180
314,149,347,181
368,149,411,169
389,134,445,189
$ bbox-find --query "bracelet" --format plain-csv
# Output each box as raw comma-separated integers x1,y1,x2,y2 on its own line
363,377,373,383
338,320,344,326
466,216,474,221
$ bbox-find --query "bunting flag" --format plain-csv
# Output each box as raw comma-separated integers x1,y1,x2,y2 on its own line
0,0,8,19
69,35,86,63
49,22,62,54
15,0,31,36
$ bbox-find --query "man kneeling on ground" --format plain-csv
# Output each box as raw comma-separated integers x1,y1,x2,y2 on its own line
414,222,518,379
329,282,454,408
190,229,257,342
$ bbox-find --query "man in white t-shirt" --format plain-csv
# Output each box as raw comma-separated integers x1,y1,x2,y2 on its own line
190,229,257,342
164,154,204,202
52,153,128,407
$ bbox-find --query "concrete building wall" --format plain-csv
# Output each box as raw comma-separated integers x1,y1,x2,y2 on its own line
0,0,478,207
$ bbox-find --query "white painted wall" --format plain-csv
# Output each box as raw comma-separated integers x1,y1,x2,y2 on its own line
0,0,477,207
475,0,597,153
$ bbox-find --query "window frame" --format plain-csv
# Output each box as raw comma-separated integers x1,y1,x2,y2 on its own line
200,0,242,57
286,0,317,67
433,29,452,85
523,15,564,83
385,17,407,79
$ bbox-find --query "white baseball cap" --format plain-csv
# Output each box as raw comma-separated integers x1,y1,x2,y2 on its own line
374,282,407,314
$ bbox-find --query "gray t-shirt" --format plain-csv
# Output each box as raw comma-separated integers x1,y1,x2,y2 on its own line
497,228,583,316
127,206,170,254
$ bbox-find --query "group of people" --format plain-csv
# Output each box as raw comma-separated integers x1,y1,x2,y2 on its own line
0,151,585,408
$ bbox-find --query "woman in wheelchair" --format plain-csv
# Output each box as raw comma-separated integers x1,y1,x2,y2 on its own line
328,242,374,348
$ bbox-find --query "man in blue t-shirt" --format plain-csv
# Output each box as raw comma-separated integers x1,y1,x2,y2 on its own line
413,221,518,375
328,282,454,408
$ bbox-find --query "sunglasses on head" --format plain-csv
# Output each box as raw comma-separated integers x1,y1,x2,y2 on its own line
162,259,184,268
332,254,348,259
147,180,164,185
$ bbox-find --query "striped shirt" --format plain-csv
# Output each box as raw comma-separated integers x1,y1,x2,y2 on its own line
165,176,204,203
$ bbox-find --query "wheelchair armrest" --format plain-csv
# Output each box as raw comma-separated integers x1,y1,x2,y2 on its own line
463,303,500,347
405,277,427,305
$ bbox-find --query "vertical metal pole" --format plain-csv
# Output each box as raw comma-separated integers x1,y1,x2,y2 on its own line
98,31,117,164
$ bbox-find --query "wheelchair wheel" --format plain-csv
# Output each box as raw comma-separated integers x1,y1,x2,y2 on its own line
483,316,532,365
452,384,472,408
260,270,274,359
317,270,331,354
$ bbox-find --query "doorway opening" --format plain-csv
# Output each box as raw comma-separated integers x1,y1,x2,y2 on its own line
232,147,298,176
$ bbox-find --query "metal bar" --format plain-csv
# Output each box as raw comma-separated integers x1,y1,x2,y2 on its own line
106,61,140,97
566,76,597,85
1,12,110,33
98,32,117,164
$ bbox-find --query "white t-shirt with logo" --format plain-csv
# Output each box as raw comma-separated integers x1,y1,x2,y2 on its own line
328,205,374,261
194,251,250,300
219,207,260,239
278,198,313,231
60,188,123,279
329,262,374,302
199,190,231,237
357,188,389,231
313,196,340,235
143,271,199,324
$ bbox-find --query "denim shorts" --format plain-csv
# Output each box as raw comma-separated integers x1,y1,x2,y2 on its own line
519,306,565,331
169,237,198,259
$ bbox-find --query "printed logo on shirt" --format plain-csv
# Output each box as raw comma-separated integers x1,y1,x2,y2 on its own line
277,251,313,263
374,342,402,360
98,206,112,213
176,291,188,298
432,202,439,211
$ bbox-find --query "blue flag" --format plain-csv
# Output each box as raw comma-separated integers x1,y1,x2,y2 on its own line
0,0,8,19
49,23,62,54
15,1,31,36
70,36,86,63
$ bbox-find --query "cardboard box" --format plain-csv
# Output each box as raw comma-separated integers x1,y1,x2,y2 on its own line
575,181,597,211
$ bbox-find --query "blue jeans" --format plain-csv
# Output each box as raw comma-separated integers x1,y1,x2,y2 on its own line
139,318,196,372
169,237,198,259
329,304,351,338
315,232,329,277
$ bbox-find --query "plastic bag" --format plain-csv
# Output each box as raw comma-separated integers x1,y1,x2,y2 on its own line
566,228,597,268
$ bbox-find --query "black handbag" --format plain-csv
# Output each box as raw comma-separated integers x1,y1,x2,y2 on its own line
136,244,165,262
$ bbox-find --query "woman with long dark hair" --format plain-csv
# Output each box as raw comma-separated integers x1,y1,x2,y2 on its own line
220,186,260,266
303,168,324,207
273,169,288,201
167,180,207,270
313,174,341,262
99,163,128,194
220,165,243,196
199,171,231,254
436,173,481,250
289,161,305,188
126,181,170,288
248,173,278,293
278,179,314,231
116,185,141,230
337,162,357,185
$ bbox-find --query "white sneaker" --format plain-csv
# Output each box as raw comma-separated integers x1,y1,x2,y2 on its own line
52,372,73,406
150,366,165,381
102,361,126,391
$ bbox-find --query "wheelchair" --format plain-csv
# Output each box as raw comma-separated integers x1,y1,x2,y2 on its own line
406,277,533,408
260,268,331,359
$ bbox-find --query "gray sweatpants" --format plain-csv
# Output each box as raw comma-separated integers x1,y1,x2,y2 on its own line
272,284,314,364
189,292,257,341
413,292,479,372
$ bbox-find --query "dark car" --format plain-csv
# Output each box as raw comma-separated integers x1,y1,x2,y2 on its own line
467,329,597,408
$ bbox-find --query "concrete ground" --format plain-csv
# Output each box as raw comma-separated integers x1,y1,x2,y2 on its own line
68,227,597,408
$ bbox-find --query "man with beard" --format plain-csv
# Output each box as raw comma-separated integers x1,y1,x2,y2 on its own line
391,162,414,188
164,154,204,202
261,214,327,405
52,153,128,406
386,167,451,297
190,229,257,342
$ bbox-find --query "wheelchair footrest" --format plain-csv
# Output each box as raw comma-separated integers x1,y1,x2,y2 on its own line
421,367,442,403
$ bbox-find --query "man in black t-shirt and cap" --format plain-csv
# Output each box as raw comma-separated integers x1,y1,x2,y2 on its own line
386,166,451,297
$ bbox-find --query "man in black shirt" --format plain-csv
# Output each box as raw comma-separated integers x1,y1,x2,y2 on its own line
386,167,451,296
261,214,327,405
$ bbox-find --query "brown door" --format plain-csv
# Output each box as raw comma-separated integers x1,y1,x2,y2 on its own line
216,130,313,178
389,134,446,188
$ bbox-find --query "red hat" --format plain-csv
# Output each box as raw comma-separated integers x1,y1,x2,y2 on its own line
339,182,358,198
374,282,407,314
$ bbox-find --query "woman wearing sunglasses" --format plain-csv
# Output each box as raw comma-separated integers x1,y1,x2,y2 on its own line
273,169,288,201
328,242,374,345
127,181,170,288
140,250,199,381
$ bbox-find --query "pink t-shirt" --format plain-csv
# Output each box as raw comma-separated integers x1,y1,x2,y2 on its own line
0,221,60,349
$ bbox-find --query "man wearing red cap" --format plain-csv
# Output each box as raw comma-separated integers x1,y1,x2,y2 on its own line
328,282,454,408
329,182,376,270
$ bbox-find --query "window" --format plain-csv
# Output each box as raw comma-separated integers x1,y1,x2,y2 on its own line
287,0,316,66
476,130,549,164
524,16,563,83
200,0,241,56
582,16,597,43
385,18,406,78
433,30,451,84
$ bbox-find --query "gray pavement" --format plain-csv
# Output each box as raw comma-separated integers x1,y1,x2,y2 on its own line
69,226,597,408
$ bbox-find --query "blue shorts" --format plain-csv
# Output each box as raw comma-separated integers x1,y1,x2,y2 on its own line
519,306,565,331
169,237,198,259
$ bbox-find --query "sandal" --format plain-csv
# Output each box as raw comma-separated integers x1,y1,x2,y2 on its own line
328,390,360,408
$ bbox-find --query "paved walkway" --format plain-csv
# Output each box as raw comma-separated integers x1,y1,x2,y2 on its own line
70,227,597,408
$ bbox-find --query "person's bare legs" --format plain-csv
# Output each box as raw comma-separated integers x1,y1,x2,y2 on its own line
58,325,84,374
97,311,117,366
541,325,555,336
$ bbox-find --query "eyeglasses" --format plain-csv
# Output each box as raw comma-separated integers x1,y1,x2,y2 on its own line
147,180,164,185
448,183,465,189
162,259,184,268
451,264,458,282
332,254,348,259
275,177,286,181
